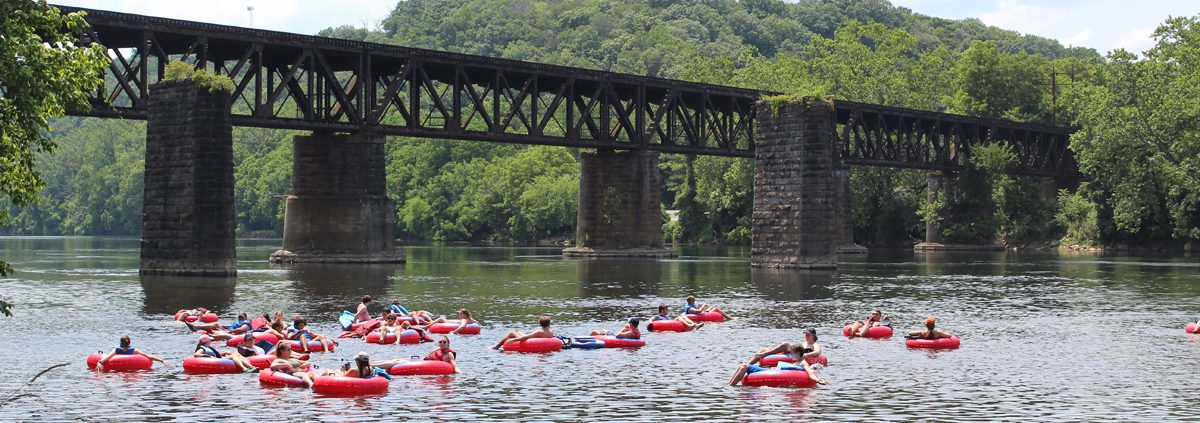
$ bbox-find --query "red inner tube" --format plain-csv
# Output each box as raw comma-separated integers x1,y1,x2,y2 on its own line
501,337,562,353
843,325,894,338
247,353,309,369
182,357,241,374
87,353,152,372
743,368,817,388
646,320,691,332
364,330,420,344
428,322,482,334
905,336,961,349
387,359,455,376
594,336,645,348
1187,323,1198,333
258,369,307,387
288,339,336,352
225,332,279,347
685,311,724,322
312,375,389,396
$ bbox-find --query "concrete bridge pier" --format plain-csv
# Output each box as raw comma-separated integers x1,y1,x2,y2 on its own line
563,149,675,258
923,171,953,245
269,133,404,263
835,166,868,254
915,171,1005,251
750,98,839,269
140,80,237,276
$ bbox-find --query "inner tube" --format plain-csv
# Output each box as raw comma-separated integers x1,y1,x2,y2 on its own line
594,336,645,348
843,325,894,338
174,311,219,323
501,337,563,353
247,353,310,369
761,353,828,367
386,360,455,376
567,337,606,349
225,332,279,347
258,369,307,387
646,320,692,332
742,368,817,388
312,375,389,396
428,322,482,335
288,339,336,352
759,354,795,367
905,336,961,349
364,330,421,344
1187,323,1199,334
348,319,378,332
86,353,152,372
182,357,242,374
685,311,725,322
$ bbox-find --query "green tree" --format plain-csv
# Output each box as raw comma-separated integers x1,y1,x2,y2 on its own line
0,1,109,314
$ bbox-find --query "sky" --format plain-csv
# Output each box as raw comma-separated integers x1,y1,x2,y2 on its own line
52,0,1199,54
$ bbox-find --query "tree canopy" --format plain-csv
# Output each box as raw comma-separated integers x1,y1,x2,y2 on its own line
0,0,110,314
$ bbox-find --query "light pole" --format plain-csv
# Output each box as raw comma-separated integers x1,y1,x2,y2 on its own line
247,6,255,28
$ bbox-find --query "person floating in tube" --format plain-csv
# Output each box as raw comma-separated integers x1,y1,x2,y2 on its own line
683,295,732,320
727,343,829,386
907,316,954,340
847,310,890,337
489,315,554,350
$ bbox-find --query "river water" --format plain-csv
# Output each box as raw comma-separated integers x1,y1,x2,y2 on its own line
0,237,1196,421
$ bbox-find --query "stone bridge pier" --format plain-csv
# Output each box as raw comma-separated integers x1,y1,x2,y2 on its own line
269,133,404,263
751,99,840,269
563,149,675,258
140,80,237,276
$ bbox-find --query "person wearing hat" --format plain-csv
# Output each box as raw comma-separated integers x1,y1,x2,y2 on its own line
727,343,829,386
192,334,256,372
748,328,825,368
907,316,954,340
337,352,392,380
590,318,641,340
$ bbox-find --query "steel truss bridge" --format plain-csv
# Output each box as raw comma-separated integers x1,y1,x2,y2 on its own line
64,6,1076,177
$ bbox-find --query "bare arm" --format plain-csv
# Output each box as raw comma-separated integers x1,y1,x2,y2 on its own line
751,342,792,364
137,349,167,365
448,352,462,374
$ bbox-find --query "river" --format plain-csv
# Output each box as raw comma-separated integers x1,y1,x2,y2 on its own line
0,237,1196,421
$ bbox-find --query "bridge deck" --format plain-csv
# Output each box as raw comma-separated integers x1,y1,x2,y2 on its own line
61,6,1076,177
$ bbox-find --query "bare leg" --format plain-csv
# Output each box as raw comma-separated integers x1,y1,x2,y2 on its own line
490,331,522,349
710,306,731,320
727,363,750,386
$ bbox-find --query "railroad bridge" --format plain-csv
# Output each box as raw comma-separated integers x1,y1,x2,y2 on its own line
62,6,1078,275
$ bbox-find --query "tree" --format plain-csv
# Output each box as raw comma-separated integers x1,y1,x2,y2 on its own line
0,1,108,312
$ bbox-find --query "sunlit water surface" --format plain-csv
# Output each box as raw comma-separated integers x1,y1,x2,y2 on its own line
0,237,1198,421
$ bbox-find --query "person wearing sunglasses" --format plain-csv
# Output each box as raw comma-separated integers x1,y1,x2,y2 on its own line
423,335,462,373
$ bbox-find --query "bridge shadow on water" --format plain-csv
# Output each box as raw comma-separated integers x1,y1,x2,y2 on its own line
139,274,237,317
274,263,402,318
748,269,837,330
749,268,835,302
575,258,662,299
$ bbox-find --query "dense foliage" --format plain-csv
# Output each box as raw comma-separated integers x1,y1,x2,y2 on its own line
0,0,110,314
3,0,1198,251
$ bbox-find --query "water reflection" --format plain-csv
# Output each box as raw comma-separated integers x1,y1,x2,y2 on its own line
281,263,398,294
139,274,236,316
278,262,400,318
749,268,835,301
575,258,661,298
